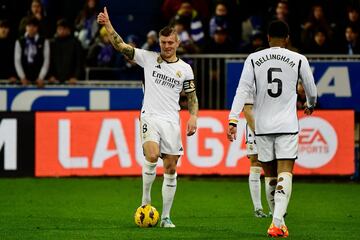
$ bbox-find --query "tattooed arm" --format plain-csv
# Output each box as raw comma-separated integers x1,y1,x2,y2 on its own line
97,7,134,59
187,90,199,117
185,82,199,136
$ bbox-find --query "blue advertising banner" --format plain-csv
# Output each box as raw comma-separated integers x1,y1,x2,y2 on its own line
226,60,360,111
0,87,143,111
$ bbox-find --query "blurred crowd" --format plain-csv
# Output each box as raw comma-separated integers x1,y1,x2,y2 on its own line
163,0,360,55
0,0,359,86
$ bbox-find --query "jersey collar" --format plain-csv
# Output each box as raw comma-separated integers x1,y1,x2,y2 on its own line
160,55,179,64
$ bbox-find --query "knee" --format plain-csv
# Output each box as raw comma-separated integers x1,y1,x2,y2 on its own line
165,168,176,175
249,157,261,167
163,161,177,174
146,153,159,163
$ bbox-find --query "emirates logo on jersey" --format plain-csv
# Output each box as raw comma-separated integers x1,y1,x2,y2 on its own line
152,70,181,89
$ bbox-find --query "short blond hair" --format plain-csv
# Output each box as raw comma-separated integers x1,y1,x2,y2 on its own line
159,26,179,41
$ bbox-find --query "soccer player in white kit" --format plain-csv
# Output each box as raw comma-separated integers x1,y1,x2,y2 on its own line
243,90,268,218
97,7,199,228
227,20,317,237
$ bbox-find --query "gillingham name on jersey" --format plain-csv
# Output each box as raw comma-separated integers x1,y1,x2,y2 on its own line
152,70,181,89
255,54,296,68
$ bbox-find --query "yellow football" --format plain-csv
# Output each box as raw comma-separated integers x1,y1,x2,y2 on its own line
134,204,159,227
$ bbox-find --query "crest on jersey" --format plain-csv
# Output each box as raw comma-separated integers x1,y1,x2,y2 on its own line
176,71,182,78
157,56,163,64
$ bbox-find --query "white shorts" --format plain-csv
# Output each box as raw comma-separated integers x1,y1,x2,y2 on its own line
256,134,298,162
140,114,183,156
246,124,257,156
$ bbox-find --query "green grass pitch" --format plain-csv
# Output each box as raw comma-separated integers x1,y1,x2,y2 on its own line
0,177,359,239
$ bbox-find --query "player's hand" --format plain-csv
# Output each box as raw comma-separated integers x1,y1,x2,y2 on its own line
48,76,59,84
304,102,314,115
36,78,45,88
8,76,17,84
97,7,110,25
67,77,77,85
21,78,29,86
187,115,197,136
227,125,237,142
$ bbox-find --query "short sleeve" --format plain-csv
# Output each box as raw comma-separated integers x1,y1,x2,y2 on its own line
133,48,151,68
184,64,194,80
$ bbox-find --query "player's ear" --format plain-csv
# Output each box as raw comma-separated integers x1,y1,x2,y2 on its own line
175,34,180,47
285,35,290,45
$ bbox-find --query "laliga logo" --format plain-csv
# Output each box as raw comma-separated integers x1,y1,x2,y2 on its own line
298,117,337,168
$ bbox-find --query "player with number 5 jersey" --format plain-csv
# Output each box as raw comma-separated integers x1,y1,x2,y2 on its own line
228,38,317,135
227,20,317,237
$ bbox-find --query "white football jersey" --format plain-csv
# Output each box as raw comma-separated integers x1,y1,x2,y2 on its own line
229,47,317,135
134,48,194,123
245,86,256,105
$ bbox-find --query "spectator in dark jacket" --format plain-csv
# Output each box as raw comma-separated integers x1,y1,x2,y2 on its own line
239,30,266,53
86,26,117,80
344,6,360,30
14,17,50,87
19,0,51,38
49,19,84,84
303,28,333,54
209,2,230,38
301,4,334,50
87,26,116,67
173,18,200,54
75,0,99,50
339,24,360,54
141,30,160,52
0,19,17,83
205,27,235,53
161,0,209,22
171,1,205,46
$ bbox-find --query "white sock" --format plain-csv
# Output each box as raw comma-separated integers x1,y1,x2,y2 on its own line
265,177,277,214
141,160,157,205
161,173,177,219
273,172,293,227
249,166,263,210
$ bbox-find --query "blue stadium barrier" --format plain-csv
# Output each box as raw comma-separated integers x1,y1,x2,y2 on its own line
0,86,143,111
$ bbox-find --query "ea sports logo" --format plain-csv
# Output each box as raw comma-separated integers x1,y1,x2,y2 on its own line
298,117,337,168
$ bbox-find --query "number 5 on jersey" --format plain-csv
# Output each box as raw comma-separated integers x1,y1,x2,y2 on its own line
267,67,282,98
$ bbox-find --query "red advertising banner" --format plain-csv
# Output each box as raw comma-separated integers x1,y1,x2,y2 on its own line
35,110,354,176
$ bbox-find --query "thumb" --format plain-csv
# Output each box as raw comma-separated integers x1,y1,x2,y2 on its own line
104,6,108,16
